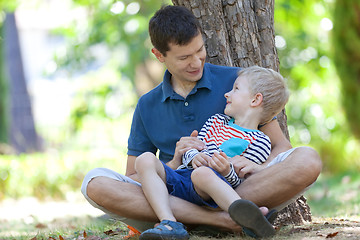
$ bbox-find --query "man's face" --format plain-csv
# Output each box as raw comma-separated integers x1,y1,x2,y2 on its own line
152,33,206,84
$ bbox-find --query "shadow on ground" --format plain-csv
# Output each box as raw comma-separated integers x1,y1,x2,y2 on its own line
1,215,359,240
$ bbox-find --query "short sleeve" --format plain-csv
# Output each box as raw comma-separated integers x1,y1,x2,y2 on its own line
127,102,157,156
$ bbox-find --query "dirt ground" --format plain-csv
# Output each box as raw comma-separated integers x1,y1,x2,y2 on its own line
0,197,359,239
190,217,360,239
273,217,360,240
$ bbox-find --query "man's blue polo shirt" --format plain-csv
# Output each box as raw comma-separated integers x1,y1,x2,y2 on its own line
127,63,240,162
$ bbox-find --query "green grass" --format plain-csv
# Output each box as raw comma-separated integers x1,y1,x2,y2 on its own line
0,150,359,239
305,171,360,218
0,150,130,239
0,149,127,200
0,216,131,240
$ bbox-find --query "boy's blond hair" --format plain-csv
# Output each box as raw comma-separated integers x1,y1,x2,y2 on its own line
238,66,289,124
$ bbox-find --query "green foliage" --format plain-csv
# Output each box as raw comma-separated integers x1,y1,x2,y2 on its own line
332,0,360,139
6,0,356,176
51,0,170,133
48,0,360,173
0,149,127,200
54,0,170,81
275,0,360,173
306,171,360,218
64,67,138,139
0,0,17,13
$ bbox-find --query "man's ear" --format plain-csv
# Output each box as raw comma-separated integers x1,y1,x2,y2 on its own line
251,93,263,107
151,48,165,63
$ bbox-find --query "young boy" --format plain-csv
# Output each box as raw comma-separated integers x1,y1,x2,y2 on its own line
135,66,289,239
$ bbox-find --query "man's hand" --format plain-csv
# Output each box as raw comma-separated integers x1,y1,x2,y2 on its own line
208,151,231,176
168,130,206,169
230,155,265,178
192,152,211,168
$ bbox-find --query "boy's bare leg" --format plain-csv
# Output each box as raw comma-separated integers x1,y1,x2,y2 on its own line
191,167,269,214
236,147,322,208
135,153,176,222
192,167,242,211
191,167,275,238
87,176,242,232
86,147,320,231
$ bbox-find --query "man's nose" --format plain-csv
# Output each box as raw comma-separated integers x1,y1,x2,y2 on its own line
190,55,202,68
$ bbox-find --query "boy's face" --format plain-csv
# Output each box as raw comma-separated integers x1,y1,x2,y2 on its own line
224,76,253,118
152,33,206,84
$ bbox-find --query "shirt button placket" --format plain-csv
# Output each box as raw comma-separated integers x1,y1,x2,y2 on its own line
183,101,194,121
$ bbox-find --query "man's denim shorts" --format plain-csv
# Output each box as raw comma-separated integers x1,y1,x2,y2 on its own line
161,163,231,208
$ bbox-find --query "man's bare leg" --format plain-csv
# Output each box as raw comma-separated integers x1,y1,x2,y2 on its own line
236,147,322,208
86,176,242,232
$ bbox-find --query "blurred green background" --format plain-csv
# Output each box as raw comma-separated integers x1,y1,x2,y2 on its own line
0,0,359,220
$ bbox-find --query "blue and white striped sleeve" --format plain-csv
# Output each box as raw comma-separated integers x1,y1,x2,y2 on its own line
182,149,199,168
181,115,216,169
224,163,243,188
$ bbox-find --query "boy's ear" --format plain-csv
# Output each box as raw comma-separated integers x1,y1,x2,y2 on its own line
151,48,165,63
251,93,263,107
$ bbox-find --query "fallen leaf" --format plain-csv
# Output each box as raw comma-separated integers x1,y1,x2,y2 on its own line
326,232,339,238
104,230,115,236
104,228,123,236
35,223,47,229
104,229,114,235
316,232,327,237
127,225,141,234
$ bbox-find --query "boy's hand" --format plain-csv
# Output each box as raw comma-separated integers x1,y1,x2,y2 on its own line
208,151,230,176
230,155,264,178
171,130,205,168
192,153,211,168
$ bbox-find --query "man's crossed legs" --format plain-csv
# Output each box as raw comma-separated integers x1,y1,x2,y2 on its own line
81,147,321,232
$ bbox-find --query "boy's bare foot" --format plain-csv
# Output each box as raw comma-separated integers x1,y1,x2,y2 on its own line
259,206,269,216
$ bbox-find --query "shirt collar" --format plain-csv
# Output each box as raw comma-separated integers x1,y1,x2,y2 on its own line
229,118,260,132
161,63,213,102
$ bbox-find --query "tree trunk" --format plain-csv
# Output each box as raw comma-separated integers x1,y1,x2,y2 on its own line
172,0,311,226
4,12,42,153
333,0,360,140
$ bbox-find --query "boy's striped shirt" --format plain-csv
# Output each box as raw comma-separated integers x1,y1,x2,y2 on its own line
181,113,271,168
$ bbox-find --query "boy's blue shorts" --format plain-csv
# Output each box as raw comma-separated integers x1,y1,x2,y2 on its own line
161,162,231,208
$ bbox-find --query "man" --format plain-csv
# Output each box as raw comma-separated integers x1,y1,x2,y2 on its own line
81,5,322,233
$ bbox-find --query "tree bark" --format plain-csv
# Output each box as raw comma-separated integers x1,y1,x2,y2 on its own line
172,0,310,226
333,0,360,140
4,12,42,153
